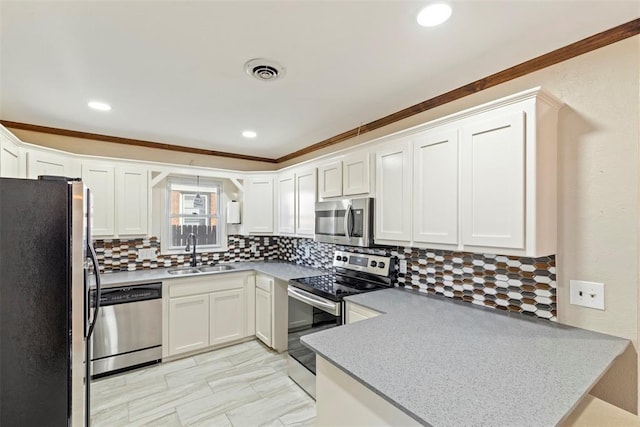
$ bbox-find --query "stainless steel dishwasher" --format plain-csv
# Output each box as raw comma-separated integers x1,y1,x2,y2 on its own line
90,282,162,377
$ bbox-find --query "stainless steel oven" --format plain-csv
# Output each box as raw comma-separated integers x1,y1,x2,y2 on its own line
91,282,162,376
287,250,393,398
314,197,374,247
287,287,342,399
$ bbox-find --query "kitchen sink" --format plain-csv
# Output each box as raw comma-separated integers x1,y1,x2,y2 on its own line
167,268,201,275
199,264,235,272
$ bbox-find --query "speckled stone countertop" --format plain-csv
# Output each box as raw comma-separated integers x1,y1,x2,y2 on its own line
301,288,630,427
94,261,327,287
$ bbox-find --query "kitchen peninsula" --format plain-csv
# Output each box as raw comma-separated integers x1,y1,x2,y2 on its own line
302,288,630,427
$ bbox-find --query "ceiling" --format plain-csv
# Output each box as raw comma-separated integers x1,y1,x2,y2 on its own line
1,1,639,160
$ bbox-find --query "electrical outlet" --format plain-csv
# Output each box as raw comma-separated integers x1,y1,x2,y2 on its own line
137,248,157,261
570,280,605,310
399,260,407,274
250,243,257,252
304,246,311,258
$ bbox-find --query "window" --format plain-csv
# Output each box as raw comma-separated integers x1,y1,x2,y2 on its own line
166,176,222,250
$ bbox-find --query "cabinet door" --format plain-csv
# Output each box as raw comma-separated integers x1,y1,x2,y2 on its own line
375,140,412,242
168,294,209,356
210,288,246,346
82,163,115,237
255,286,272,347
244,176,274,233
343,152,370,196
413,128,459,245
277,172,295,234
345,302,380,324
295,168,317,236
461,111,525,249
26,150,70,179
0,137,22,178
318,161,342,198
116,168,148,236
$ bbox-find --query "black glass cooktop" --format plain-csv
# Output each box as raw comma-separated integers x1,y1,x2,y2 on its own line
290,274,387,302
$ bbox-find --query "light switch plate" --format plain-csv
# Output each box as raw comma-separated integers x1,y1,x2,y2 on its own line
569,280,605,310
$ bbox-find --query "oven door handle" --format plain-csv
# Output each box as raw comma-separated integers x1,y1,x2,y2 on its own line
288,286,341,317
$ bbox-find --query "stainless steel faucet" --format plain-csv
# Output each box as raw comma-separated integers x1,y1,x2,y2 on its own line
185,233,197,267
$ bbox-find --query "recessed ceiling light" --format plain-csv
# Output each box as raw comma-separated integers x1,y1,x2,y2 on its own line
88,101,111,111
417,3,452,27
242,130,257,139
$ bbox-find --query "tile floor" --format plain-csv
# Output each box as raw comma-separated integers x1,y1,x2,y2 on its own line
91,340,316,426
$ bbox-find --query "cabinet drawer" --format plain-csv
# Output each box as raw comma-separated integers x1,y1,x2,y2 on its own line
256,275,273,292
169,272,247,298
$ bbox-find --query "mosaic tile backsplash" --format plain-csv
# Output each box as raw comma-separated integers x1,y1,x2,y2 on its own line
94,235,556,321
93,235,279,272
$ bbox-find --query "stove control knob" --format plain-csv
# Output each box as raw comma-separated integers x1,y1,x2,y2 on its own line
335,255,341,261
370,261,377,267
341,256,348,262
378,262,385,269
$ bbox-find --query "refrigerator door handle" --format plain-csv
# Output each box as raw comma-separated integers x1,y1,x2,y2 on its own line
87,243,101,339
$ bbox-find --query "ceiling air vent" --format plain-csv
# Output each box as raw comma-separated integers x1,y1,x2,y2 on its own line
245,58,286,82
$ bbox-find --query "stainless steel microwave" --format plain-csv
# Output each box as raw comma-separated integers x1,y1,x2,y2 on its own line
314,197,374,247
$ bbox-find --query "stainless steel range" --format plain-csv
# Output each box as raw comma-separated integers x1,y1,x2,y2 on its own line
287,250,394,398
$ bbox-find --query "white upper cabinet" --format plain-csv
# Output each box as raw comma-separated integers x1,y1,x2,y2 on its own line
412,127,459,245
276,167,317,237
244,175,274,233
461,110,525,250
318,151,371,199
372,87,561,256
27,149,73,179
375,139,412,242
117,168,148,236
82,163,116,237
277,172,295,234
342,152,370,196
0,133,23,178
82,162,148,238
295,168,317,236
318,161,342,198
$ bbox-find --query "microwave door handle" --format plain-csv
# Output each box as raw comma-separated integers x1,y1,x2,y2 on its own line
344,204,352,240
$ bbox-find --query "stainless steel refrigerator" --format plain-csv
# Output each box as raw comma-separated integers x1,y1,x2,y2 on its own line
0,176,102,426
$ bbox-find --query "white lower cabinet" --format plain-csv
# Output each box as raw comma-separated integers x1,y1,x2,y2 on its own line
254,274,287,352
316,356,421,427
255,286,272,345
209,288,246,346
168,294,210,355
345,302,381,324
165,272,255,358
